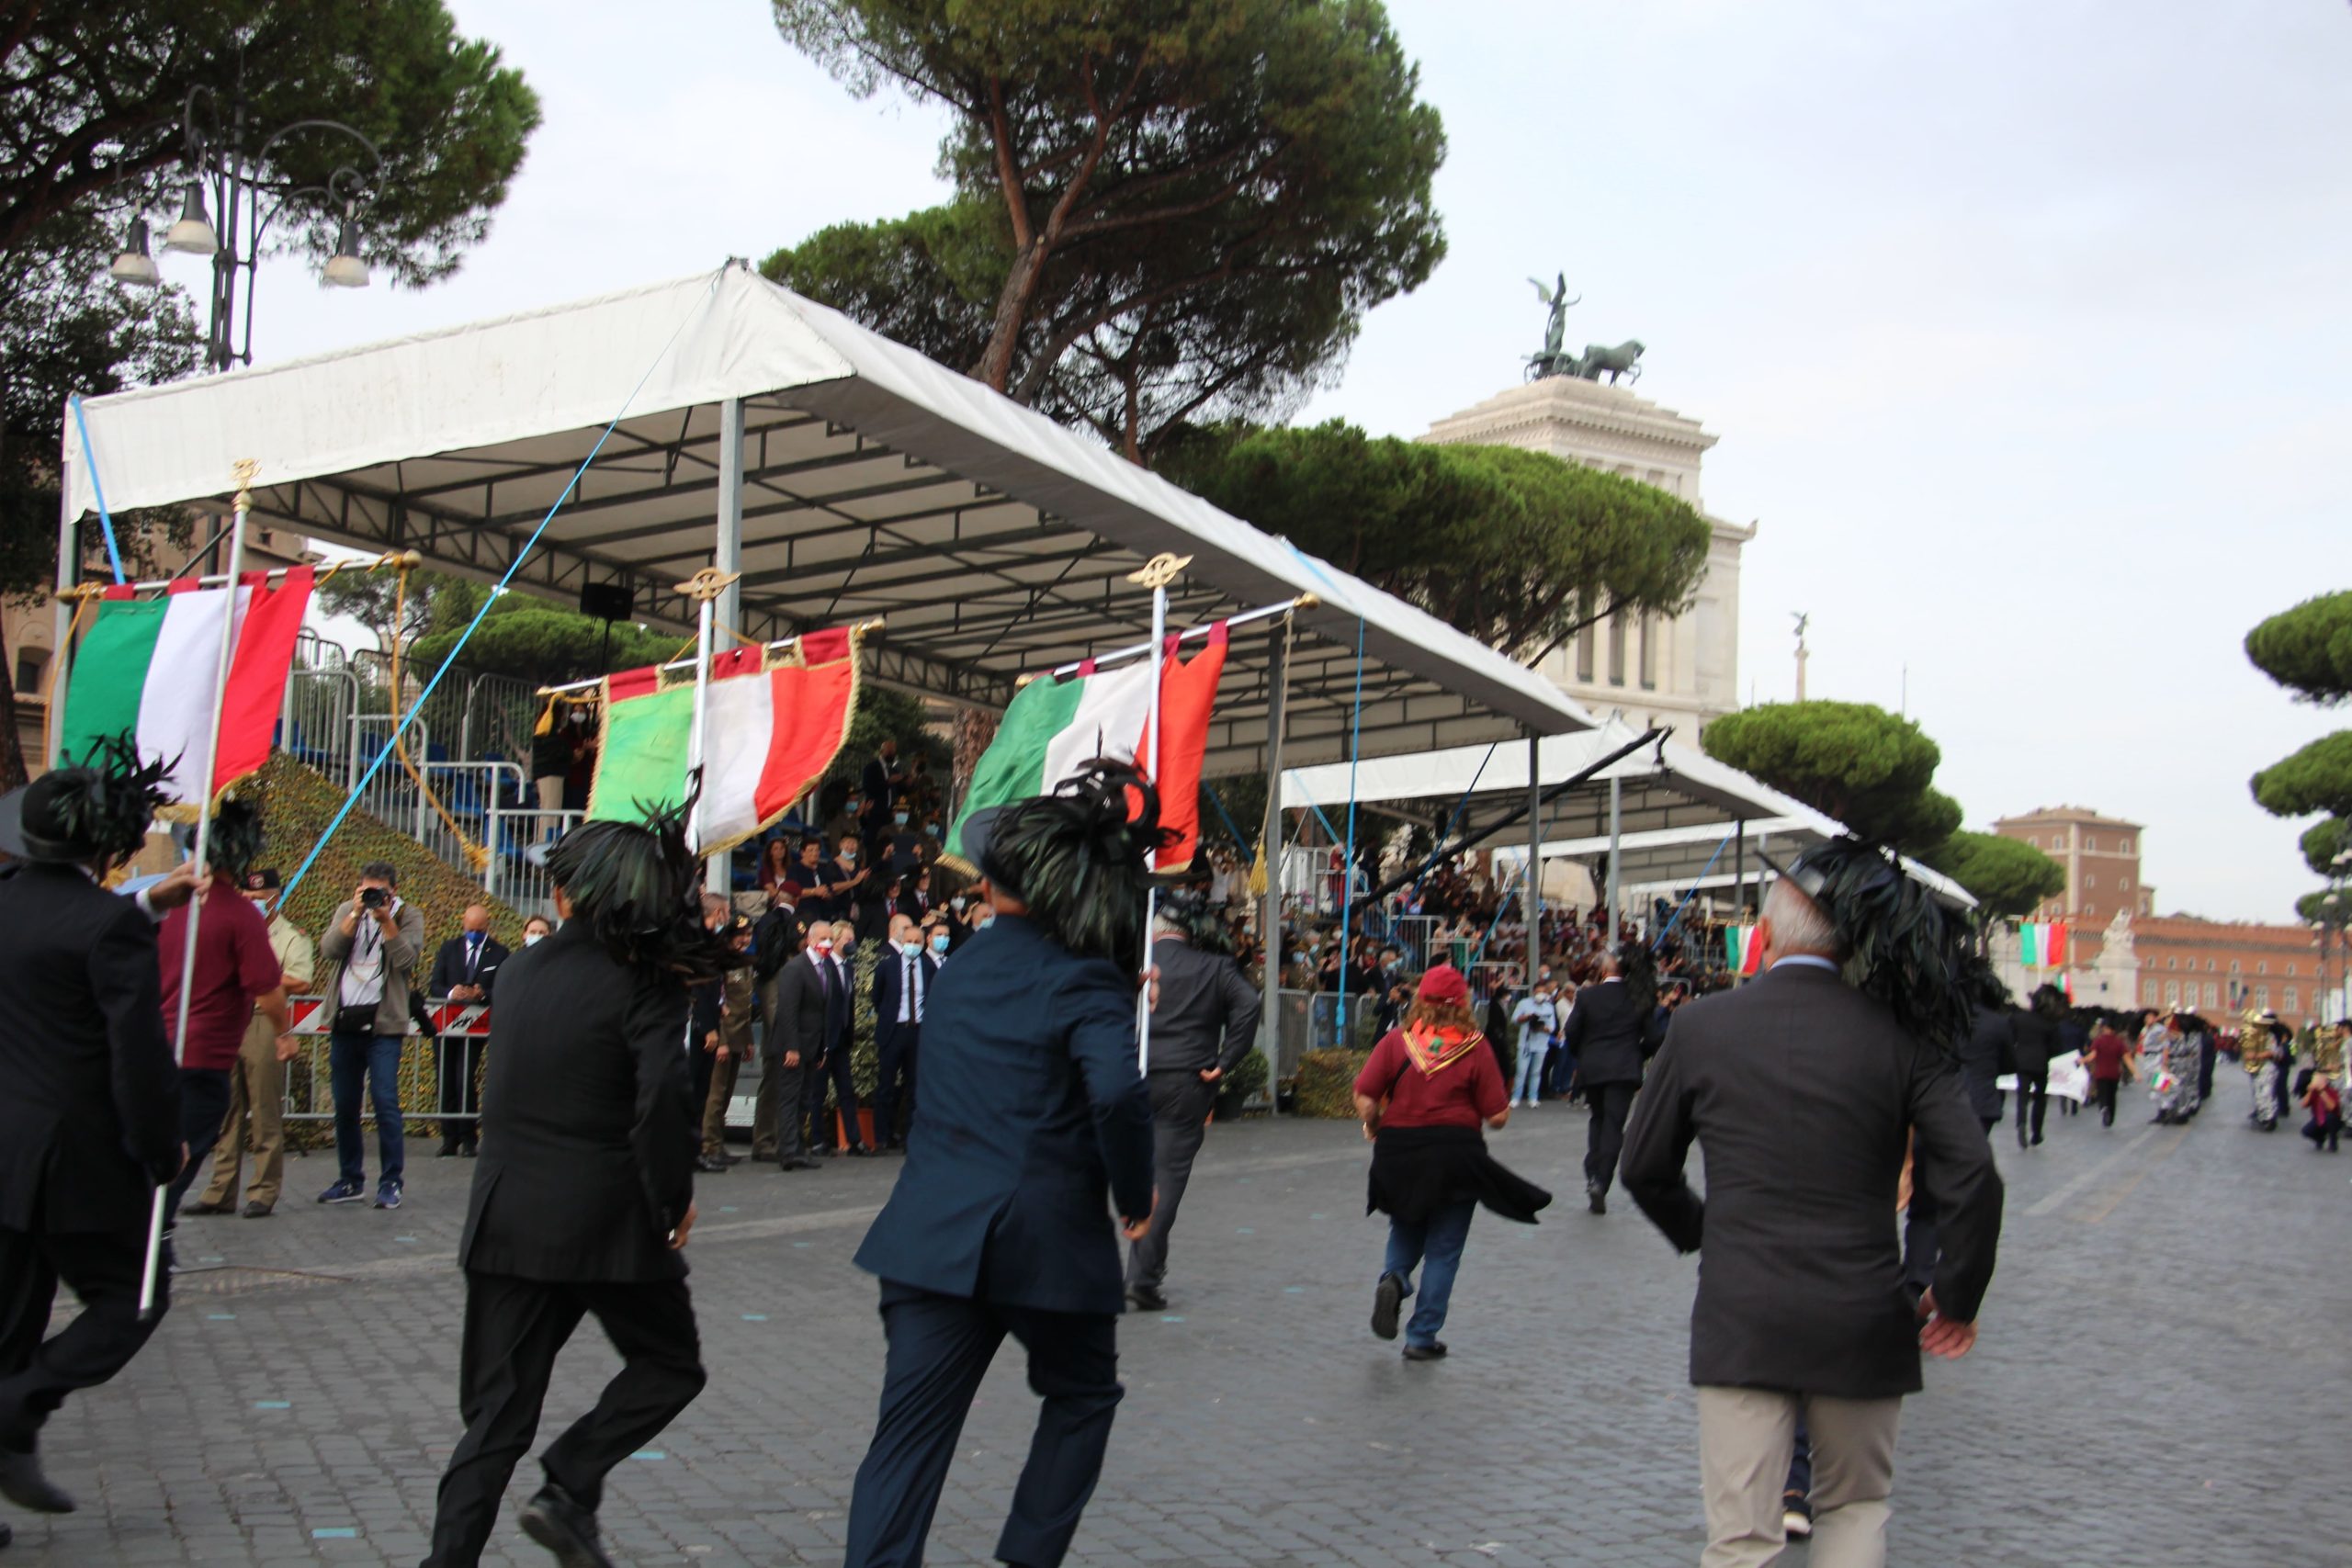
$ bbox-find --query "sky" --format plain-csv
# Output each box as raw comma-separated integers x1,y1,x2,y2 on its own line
217,1,2352,924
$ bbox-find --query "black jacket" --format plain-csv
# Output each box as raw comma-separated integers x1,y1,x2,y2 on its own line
854,913,1154,1315
768,950,849,1065
2012,1010,2063,1079
752,906,808,980
1958,1005,2013,1122
871,946,941,1048
1145,935,1262,1077
0,863,181,1232
1620,963,2004,1400
456,921,696,1281
1557,977,1664,1087
427,932,509,1000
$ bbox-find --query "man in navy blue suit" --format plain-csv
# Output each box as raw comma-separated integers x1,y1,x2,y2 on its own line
870,913,939,1153
843,763,1161,1568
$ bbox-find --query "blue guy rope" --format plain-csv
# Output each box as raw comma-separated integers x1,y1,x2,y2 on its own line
1202,780,1251,854
69,394,126,583
1336,615,1367,1034
1468,856,1529,971
1409,739,1498,901
277,270,727,910
1652,828,1736,952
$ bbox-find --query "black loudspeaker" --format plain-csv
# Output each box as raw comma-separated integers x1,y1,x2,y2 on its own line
579,581,633,622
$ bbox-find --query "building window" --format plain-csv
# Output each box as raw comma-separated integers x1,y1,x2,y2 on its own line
2288,963,2298,977
2120,877,2131,891
2143,980,2159,1004
2287,987,2299,1010
2257,985,2270,1009
2165,981,2179,1006
2120,838,2133,853
12,649,43,694
2207,959,2217,972
1637,614,1657,691
2205,982,2219,1007
2165,958,2177,971
1576,622,1596,682
2086,874,2098,889
2086,835,2098,852
1606,615,1626,686
2257,961,2267,976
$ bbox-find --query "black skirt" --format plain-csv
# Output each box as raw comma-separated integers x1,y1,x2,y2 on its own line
1366,1125,1552,1225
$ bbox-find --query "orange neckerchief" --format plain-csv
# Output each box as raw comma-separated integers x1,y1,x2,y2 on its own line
1403,1022,1483,1078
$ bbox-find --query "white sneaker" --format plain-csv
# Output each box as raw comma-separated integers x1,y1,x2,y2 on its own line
1782,1506,1814,1540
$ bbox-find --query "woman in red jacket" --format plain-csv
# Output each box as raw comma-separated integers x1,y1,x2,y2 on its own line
1354,964,1551,1361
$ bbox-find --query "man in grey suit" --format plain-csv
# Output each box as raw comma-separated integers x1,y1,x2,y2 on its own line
1622,845,2003,1568
1125,891,1262,1313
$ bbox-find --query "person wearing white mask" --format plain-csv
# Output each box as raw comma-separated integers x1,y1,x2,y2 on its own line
792,920,870,1157
871,914,941,1153
521,914,553,947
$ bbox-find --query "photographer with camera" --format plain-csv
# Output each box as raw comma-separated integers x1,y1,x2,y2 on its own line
316,862,424,1211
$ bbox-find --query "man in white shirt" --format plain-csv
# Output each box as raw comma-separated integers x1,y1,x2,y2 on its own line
870,914,939,1152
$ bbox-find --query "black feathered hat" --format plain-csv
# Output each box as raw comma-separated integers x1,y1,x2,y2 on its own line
967,759,1176,964
544,784,742,982
1766,837,1974,1053
1155,886,1233,954
0,732,173,867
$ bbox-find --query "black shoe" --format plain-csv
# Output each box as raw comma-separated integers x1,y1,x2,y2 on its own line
2031,1132,2044,1146
2016,1124,2029,1148
844,1145,875,1158
1587,1183,1607,1216
1401,1341,1449,1362
1371,1272,1405,1341
1127,1284,1168,1313
0,1450,76,1514
241,1201,273,1219
781,1157,820,1171
459,1143,479,1158
518,1483,614,1568
0,1518,11,1548
437,1142,460,1158
695,1155,729,1174
179,1199,232,1217
882,1139,905,1154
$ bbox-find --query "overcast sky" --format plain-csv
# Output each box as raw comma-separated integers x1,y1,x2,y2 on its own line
234,1,2351,923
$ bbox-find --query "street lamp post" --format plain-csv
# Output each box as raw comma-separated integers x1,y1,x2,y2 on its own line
108,69,382,372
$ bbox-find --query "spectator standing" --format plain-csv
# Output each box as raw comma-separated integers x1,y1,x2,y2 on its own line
1957,997,2013,1134
316,861,424,1211
1510,979,1560,1109
794,838,838,922
1557,942,1664,1214
2010,987,2064,1148
871,913,938,1153
426,903,507,1158
762,917,831,1172
187,868,315,1218
2301,1070,2342,1152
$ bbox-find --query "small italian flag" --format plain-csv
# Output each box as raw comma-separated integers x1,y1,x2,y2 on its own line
948,624,1227,874
589,626,861,852
56,569,315,803
2018,920,2069,968
1724,924,1762,976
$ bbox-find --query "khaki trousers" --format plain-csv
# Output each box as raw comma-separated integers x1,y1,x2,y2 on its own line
701,1052,741,1156
1695,1385,1901,1568
197,1021,288,1211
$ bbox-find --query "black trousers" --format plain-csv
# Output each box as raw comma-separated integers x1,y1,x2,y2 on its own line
762,1056,808,1162
424,1270,706,1567
804,1041,865,1151
435,1036,485,1151
845,1282,1122,1568
2015,1074,2048,1143
1127,1073,1216,1292
1584,1081,1639,1194
874,1021,920,1146
0,1221,166,1452
2092,1077,2120,1125
164,1066,232,1218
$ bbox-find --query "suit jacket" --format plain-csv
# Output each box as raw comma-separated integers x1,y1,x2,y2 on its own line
457,920,696,1281
428,931,509,1000
0,863,181,1232
1145,935,1263,1077
871,946,941,1047
1557,976,1663,1086
1958,1005,2013,1122
767,950,845,1065
752,906,808,981
2011,1010,2063,1078
854,914,1155,1315
1620,963,2004,1400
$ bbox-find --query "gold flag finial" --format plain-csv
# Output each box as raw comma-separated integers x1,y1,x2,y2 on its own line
678,567,741,603
232,458,259,511
1126,552,1191,591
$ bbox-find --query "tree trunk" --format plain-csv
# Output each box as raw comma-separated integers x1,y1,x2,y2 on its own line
975,243,1048,394
953,706,1000,801
0,618,28,791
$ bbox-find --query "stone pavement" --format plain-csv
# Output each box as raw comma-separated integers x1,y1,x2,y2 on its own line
7,1083,2346,1567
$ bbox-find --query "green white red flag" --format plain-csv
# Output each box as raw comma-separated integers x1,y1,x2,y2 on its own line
1724,923,1762,976
947,624,1228,874
587,626,861,853
2018,920,2069,968
56,568,316,803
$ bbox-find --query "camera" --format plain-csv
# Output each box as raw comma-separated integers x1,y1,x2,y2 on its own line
359,886,389,910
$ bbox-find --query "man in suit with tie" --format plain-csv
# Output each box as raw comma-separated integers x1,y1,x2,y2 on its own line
1125,889,1261,1313
870,913,939,1152
427,904,509,1158
794,919,869,1156
0,742,197,1532
1622,842,2003,1568
843,762,1160,1568
751,886,810,1164
422,808,732,1568
1556,942,1665,1214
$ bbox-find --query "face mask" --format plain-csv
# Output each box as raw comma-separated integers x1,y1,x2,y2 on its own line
925,822,940,837
894,812,909,827
930,933,949,954
841,848,857,863
951,895,966,911
524,932,545,947
811,941,833,956
977,914,996,931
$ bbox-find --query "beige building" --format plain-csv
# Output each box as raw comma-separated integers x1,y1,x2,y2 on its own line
1421,375,1752,739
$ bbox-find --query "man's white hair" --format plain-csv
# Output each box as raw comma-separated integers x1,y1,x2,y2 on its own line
1764,876,1839,957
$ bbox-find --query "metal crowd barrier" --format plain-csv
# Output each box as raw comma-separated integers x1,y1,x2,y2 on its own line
278,996,491,1127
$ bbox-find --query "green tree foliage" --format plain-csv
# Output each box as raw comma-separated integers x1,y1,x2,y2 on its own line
1700,701,1959,852
822,685,949,800
2245,592,2352,706
2301,818,2352,878
1157,421,1711,655
2251,732,2352,822
1925,829,2065,923
1,1,540,287
768,0,1446,460
2296,889,2348,929
407,580,680,687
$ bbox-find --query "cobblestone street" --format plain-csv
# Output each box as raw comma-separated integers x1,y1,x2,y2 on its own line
7,1089,2346,1567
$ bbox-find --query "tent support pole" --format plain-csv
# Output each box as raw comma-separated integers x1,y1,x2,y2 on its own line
1260,627,1288,1111
1606,773,1623,942
706,396,743,890
1736,818,1747,919
1524,728,1542,971
49,464,77,767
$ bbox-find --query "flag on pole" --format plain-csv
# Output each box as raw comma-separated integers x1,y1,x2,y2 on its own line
588,626,861,852
56,568,315,802
1724,924,1762,976
947,624,1227,874
2018,920,2069,968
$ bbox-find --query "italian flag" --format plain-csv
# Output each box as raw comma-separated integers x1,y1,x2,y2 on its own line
56,568,315,803
1724,924,1762,976
2018,920,2069,968
948,624,1227,874
589,626,860,853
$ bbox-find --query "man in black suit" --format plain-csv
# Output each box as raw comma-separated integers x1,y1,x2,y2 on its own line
422,814,726,1568
860,738,903,842
1555,943,1664,1213
870,913,938,1152
843,768,1159,1568
750,886,810,1162
767,919,839,1168
1125,891,1261,1312
426,903,508,1157
795,919,869,1156
0,751,196,1530
1621,852,2003,1568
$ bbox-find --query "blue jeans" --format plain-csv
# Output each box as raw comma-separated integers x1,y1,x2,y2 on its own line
1511,1042,1551,1103
1382,1200,1476,1348
330,1031,405,1187
1548,1047,1577,1099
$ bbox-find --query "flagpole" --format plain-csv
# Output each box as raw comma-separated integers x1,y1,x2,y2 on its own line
139,460,254,1318
1127,554,1190,1073
679,568,736,862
